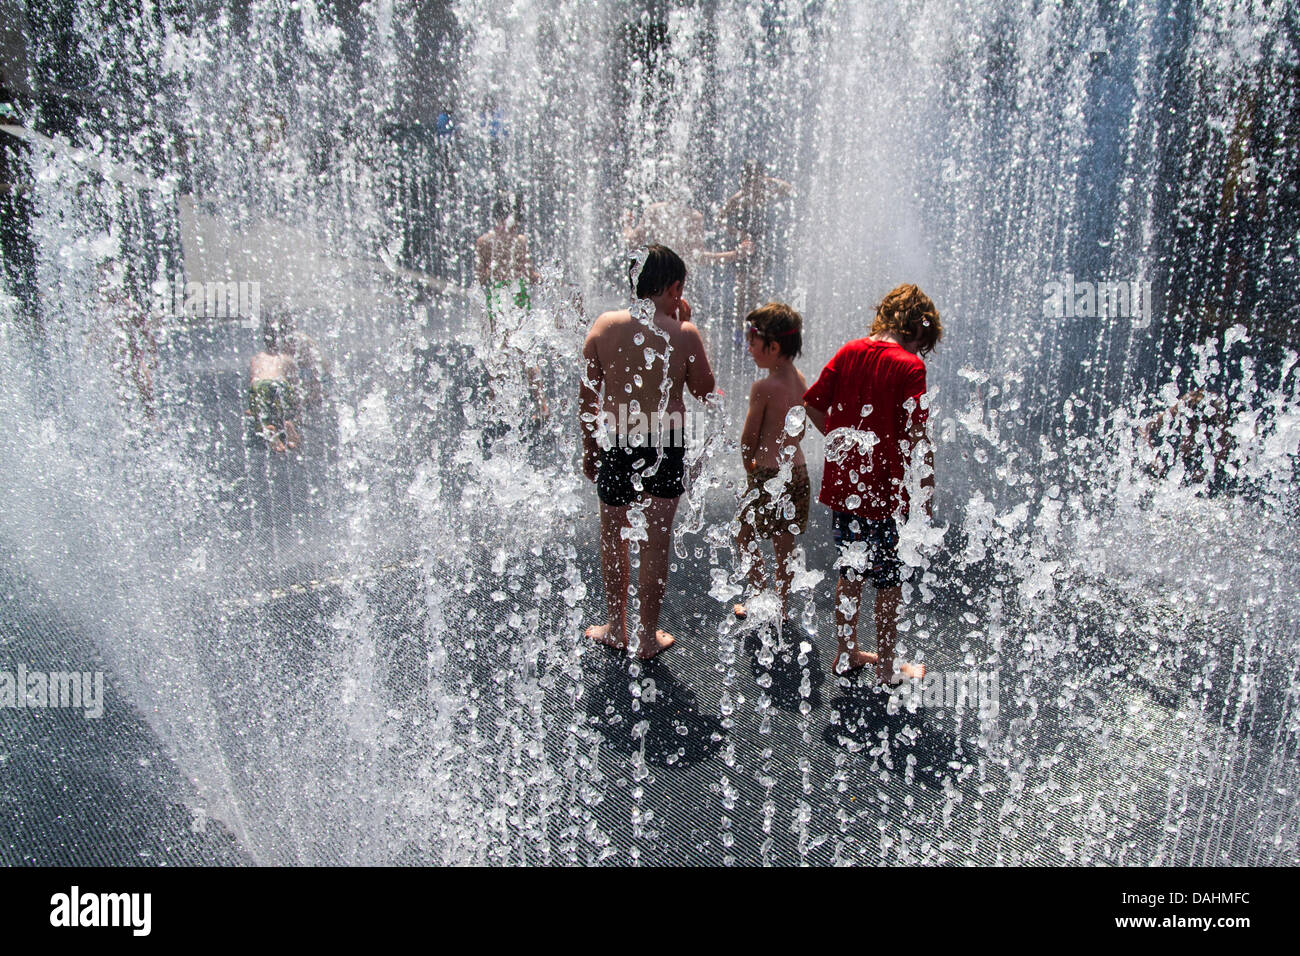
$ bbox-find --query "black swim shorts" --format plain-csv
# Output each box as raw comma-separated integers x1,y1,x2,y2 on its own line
596,443,686,507
831,510,903,588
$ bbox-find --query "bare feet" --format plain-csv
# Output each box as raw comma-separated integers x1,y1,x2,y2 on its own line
833,646,875,675
877,659,926,686
637,630,675,659
584,625,676,660
733,604,747,619
584,623,625,650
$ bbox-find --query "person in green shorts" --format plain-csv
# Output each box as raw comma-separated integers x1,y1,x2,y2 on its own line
475,195,546,418
476,195,538,337
248,320,300,453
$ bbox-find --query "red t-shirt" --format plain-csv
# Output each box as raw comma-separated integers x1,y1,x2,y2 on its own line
803,338,927,520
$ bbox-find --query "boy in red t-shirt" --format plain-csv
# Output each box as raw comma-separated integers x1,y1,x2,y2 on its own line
803,284,942,682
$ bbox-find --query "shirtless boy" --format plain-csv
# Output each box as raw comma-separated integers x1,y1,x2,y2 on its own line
474,195,538,331
475,195,546,415
248,320,300,453
624,199,753,271
803,284,941,683
719,160,794,331
579,245,716,659
733,302,810,621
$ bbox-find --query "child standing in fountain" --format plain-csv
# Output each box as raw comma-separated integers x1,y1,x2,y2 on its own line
802,284,941,682
733,302,810,622
248,320,300,453
579,245,716,659
476,194,547,420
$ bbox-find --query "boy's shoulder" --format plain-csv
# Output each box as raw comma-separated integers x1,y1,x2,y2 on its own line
591,308,632,331
678,319,705,343
751,369,801,403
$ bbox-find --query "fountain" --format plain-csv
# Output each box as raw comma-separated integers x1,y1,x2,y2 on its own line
1,0,1297,865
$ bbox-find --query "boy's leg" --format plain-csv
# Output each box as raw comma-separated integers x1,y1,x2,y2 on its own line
629,494,679,658
834,570,873,674
733,515,759,621
525,364,549,420
771,530,796,618
873,584,899,677
873,585,925,683
831,511,872,673
586,502,630,649
735,518,767,601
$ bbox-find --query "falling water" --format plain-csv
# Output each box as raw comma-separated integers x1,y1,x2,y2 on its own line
1,0,1297,864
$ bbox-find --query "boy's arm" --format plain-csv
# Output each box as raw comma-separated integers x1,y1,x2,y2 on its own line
804,403,827,435
740,382,766,472
683,324,716,400
801,349,840,435
767,175,795,196
579,322,605,482
697,238,754,265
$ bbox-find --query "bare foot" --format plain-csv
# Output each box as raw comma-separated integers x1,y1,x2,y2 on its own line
877,659,926,686
585,623,626,651
834,646,875,675
733,604,747,619
634,630,675,660
585,625,675,660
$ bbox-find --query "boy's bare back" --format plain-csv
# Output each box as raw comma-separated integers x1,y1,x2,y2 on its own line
475,228,530,285
584,306,712,424
250,350,295,383
748,364,807,470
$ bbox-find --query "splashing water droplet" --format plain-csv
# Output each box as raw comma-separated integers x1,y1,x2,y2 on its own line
784,405,806,436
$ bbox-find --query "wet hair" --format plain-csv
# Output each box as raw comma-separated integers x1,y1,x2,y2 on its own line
492,194,518,224
631,244,687,299
746,301,802,358
870,284,942,354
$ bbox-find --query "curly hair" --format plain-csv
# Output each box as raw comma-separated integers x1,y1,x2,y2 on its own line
870,284,942,354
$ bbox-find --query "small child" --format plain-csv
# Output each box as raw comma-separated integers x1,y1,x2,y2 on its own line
802,283,941,683
734,302,810,621
248,320,300,453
